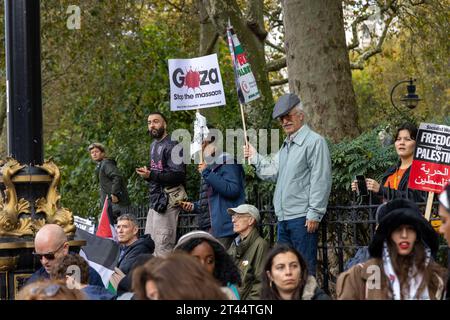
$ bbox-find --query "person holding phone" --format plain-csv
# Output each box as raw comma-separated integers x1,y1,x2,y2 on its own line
351,122,426,203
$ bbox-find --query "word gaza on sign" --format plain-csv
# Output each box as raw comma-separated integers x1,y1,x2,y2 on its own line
168,54,226,111
408,123,450,193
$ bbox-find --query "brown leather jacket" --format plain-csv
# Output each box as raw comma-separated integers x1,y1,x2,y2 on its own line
336,258,446,300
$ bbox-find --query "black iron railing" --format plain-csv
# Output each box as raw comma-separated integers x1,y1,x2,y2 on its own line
126,198,447,295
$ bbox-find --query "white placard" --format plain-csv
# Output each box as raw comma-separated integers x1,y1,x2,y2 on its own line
169,54,226,111
74,215,95,234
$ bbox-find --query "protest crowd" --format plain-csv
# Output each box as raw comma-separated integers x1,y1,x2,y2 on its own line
19,92,450,301
14,22,450,303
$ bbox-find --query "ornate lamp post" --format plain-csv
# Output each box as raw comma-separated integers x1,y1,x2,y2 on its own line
390,78,421,116
1,0,79,299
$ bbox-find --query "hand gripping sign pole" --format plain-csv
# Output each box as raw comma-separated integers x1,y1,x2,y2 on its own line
226,20,261,163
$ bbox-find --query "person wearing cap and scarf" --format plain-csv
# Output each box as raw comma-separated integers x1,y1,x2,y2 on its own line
174,230,242,299
438,183,450,299
227,204,269,300
336,198,447,300
244,93,331,276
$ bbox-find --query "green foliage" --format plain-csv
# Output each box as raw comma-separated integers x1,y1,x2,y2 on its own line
46,21,191,217
329,125,398,203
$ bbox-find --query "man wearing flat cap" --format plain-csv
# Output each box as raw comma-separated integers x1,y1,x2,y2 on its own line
244,93,331,276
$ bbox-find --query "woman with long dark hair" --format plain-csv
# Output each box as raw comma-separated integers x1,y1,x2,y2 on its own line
352,122,426,202
260,244,329,300
337,198,447,300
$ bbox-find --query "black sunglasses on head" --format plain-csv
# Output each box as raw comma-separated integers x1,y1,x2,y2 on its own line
32,242,65,260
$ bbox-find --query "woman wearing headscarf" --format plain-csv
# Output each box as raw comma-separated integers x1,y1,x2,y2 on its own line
337,198,447,300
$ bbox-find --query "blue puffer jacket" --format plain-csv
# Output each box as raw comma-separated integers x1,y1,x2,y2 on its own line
194,153,245,238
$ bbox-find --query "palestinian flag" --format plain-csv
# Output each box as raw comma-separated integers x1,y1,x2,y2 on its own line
226,21,260,104
76,228,120,291
96,197,117,241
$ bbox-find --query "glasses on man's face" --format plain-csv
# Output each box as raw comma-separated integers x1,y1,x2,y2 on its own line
32,242,65,261
231,214,251,221
30,284,62,297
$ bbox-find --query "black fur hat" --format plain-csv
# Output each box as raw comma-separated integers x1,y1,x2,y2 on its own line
369,198,439,258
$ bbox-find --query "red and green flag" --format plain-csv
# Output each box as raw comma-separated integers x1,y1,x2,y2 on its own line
226,22,260,104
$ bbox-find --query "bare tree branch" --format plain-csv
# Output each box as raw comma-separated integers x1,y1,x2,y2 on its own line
270,78,288,86
203,33,219,55
267,57,286,72
245,0,268,41
351,15,394,69
265,39,285,53
164,0,187,13
347,5,372,50
246,20,268,40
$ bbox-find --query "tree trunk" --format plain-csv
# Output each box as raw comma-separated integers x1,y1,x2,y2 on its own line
198,0,219,55
202,0,274,127
282,0,360,142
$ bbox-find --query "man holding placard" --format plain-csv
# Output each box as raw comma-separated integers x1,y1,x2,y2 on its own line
244,93,332,276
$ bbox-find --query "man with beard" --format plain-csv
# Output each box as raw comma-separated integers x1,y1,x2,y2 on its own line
136,112,186,256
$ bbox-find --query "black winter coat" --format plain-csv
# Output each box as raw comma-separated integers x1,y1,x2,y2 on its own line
96,158,130,207
117,234,155,275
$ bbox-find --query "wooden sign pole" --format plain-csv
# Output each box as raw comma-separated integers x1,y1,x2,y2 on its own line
239,102,248,165
424,191,434,221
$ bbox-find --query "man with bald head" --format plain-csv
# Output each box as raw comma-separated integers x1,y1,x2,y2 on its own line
27,224,104,287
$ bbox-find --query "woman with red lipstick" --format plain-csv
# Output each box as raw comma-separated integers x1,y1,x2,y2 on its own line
337,198,447,300
352,123,426,203
260,244,330,300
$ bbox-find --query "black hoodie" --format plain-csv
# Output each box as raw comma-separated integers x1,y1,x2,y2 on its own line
116,234,155,275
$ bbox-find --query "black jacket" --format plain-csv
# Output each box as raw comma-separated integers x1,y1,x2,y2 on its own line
377,164,426,203
146,135,186,212
96,158,130,206
193,177,211,231
117,234,155,275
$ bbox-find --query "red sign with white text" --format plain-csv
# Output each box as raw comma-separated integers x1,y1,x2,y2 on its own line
408,123,450,193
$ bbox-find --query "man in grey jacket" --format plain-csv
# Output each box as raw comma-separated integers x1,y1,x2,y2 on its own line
244,93,331,275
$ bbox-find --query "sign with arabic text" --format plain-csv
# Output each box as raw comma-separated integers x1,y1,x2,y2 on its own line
408,123,450,193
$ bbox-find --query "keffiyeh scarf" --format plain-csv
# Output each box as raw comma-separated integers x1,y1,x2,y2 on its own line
382,241,431,300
